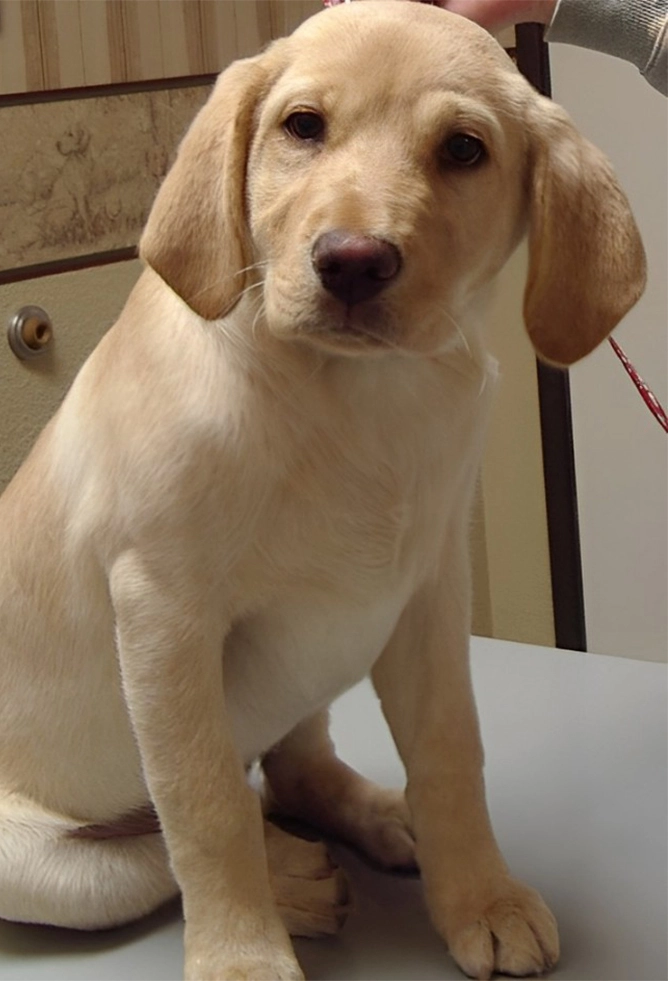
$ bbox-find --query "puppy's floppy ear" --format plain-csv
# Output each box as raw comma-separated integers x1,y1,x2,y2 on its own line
523,97,646,366
140,54,277,320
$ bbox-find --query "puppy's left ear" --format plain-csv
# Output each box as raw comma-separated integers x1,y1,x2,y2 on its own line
524,97,646,366
140,51,281,320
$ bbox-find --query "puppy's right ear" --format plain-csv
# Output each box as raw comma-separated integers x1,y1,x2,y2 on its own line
140,55,276,320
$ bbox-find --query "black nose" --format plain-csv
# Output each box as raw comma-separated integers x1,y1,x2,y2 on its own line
312,231,402,305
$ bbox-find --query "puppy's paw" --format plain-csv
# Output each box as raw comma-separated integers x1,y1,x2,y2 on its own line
265,822,351,937
436,878,559,979
185,951,304,981
348,786,416,872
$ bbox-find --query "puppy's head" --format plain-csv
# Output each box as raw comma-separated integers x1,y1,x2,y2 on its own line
140,0,645,366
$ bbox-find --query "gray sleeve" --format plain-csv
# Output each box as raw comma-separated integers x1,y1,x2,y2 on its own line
545,0,668,95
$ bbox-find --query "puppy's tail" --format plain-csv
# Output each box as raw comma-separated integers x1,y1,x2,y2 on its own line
0,793,178,930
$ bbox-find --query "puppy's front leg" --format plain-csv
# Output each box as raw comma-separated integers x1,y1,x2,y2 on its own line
372,534,559,980
110,553,302,981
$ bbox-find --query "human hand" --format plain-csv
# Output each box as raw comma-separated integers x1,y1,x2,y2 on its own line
442,2,557,28
407,1,556,30
324,1,558,31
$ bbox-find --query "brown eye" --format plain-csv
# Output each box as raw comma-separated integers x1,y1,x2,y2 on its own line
284,111,325,142
442,133,486,167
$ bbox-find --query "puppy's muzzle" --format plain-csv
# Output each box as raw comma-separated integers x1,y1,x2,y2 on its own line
312,231,402,306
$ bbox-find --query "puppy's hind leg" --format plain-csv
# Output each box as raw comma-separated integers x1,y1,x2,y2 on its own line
263,711,416,872
0,793,178,930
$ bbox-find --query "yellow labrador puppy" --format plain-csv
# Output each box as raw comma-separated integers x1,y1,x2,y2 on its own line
0,3,645,979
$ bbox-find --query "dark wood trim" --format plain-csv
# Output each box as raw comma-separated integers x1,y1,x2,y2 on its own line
515,24,587,652
0,73,216,109
535,363,588,652
0,248,138,287
515,23,553,96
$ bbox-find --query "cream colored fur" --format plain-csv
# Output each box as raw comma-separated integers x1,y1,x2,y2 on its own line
0,3,645,980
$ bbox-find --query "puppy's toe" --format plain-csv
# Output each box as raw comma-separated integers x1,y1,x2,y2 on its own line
266,823,351,936
185,940,304,981
274,859,350,937
442,879,559,979
351,788,417,872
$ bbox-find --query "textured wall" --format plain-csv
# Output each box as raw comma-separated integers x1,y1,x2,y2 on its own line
0,85,210,272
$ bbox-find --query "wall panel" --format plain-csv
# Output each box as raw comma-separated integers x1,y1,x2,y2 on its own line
0,0,301,95
0,260,143,491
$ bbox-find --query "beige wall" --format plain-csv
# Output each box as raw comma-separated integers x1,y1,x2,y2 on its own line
550,45,667,662
477,246,555,647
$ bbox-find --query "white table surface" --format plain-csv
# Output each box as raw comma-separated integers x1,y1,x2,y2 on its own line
1,637,666,981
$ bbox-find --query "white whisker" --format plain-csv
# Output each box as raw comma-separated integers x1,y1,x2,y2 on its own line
251,298,267,340
238,280,265,301
439,308,472,357
234,260,270,279
185,262,269,306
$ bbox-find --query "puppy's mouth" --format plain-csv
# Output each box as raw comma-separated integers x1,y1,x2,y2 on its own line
305,298,399,354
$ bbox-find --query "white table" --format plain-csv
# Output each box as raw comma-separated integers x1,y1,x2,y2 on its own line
1,638,666,981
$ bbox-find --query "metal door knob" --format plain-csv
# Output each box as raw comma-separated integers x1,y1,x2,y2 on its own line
7,305,53,360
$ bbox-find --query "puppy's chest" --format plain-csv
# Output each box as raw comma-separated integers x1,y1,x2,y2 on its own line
263,416,451,587
225,581,411,761
226,429,462,760
224,364,488,759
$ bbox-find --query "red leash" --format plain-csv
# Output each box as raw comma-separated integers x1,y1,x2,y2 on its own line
608,337,668,434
